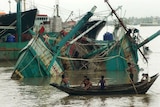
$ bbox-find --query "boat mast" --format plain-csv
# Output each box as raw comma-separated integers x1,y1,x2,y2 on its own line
16,0,22,42
104,0,148,63
8,0,11,14
104,0,127,32
23,0,26,11
55,0,59,17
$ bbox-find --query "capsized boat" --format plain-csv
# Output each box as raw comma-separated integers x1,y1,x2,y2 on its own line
50,73,159,95
11,1,160,84
0,1,37,60
11,6,98,79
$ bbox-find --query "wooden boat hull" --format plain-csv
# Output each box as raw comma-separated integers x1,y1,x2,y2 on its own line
50,73,159,95
11,37,63,79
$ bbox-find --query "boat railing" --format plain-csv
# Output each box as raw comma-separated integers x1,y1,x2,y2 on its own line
0,26,15,30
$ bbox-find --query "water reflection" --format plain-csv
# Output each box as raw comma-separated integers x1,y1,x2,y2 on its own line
0,60,16,67
1,69,148,107
52,94,150,107
0,60,160,107
19,70,132,86
17,75,151,107
20,78,51,86
1,26,160,106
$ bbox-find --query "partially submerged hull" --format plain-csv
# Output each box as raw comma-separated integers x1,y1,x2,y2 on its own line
11,6,98,79
11,24,140,82
11,36,63,79
11,4,160,86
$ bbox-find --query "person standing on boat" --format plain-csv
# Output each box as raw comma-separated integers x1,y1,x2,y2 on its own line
98,75,106,89
60,74,70,87
127,62,136,82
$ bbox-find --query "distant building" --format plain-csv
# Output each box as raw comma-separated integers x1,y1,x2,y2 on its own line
34,14,51,33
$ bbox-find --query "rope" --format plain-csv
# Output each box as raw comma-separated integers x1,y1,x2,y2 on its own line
57,54,126,63
55,37,128,63
37,56,43,76
126,70,138,94
100,41,119,57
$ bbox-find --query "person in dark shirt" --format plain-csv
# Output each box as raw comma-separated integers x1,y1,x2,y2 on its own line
98,75,106,89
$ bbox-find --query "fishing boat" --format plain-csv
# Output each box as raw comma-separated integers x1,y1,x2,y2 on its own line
11,6,98,79
50,73,159,95
11,1,160,89
0,1,37,60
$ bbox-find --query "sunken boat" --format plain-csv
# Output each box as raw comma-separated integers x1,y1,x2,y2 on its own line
11,1,160,89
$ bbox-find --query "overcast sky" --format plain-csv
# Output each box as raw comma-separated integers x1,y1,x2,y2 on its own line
1,0,160,19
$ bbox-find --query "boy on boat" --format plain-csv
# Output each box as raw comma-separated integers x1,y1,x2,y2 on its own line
80,76,92,90
80,76,88,87
127,62,136,82
83,78,92,90
98,75,106,89
60,74,70,87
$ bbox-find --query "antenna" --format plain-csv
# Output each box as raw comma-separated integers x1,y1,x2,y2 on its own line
23,0,26,11
8,0,11,14
55,0,59,16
